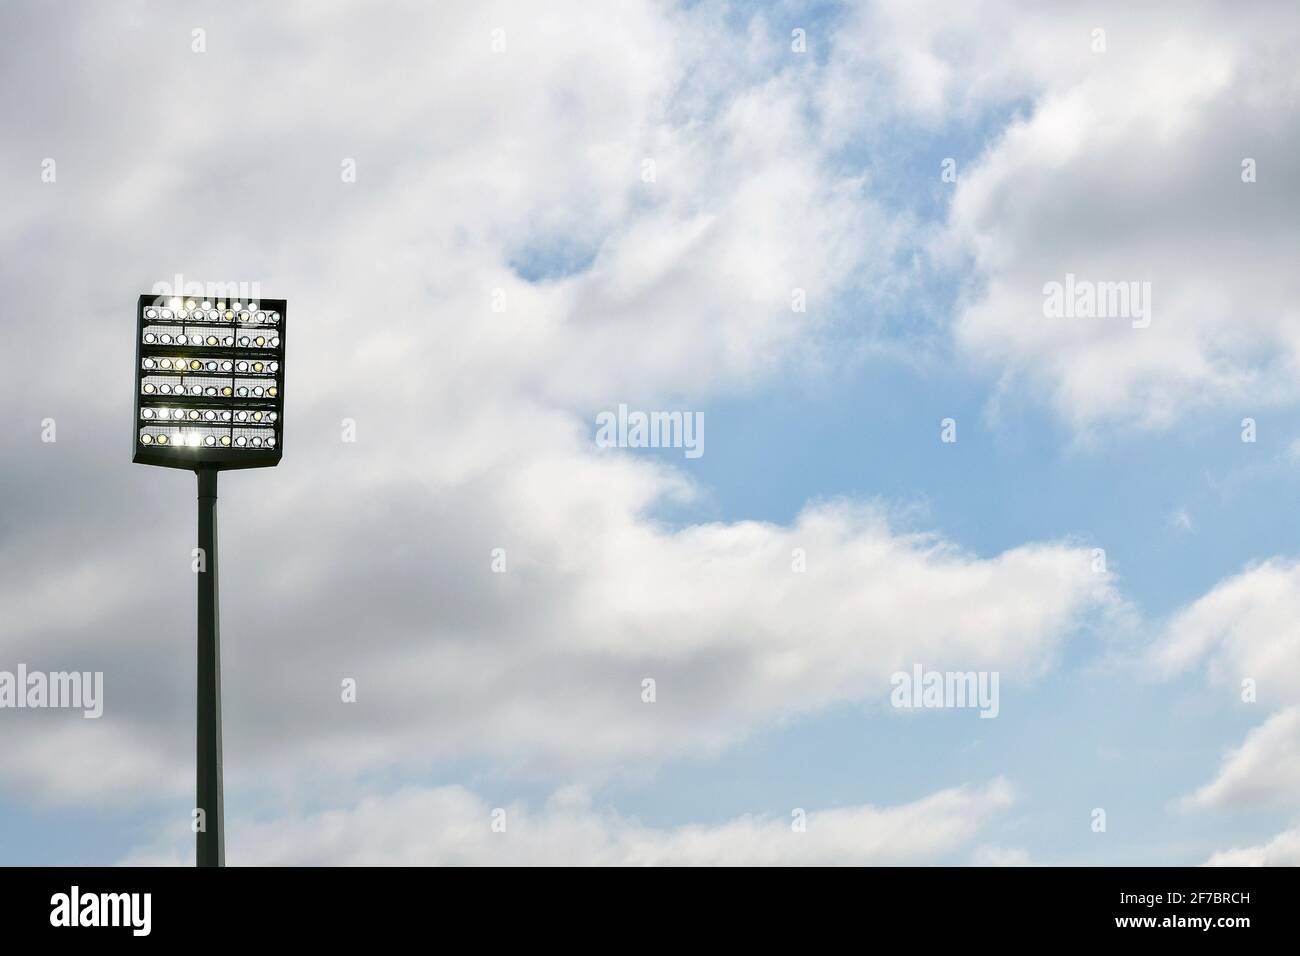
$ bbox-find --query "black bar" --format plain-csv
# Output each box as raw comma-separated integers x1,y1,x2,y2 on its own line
195,466,224,867
0,866,1282,941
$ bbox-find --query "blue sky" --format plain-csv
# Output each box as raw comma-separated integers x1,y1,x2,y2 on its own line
3,1,1300,866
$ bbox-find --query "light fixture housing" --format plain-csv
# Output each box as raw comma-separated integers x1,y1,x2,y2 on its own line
133,292,286,470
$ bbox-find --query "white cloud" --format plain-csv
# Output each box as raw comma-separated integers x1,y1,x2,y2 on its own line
828,1,1300,432
120,778,1015,866
971,844,1033,867
1,485,1116,801
1183,708,1300,809
0,721,186,805
1153,559,1300,700
1153,561,1300,812
1205,826,1300,866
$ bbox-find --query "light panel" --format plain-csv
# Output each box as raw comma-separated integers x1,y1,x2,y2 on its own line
132,293,286,471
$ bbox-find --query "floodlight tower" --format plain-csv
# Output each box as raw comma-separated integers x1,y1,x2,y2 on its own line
133,292,287,867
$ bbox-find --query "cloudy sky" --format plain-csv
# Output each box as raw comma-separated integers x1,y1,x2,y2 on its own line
2,0,1298,866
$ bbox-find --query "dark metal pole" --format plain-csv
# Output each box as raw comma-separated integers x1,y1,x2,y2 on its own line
196,466,225,866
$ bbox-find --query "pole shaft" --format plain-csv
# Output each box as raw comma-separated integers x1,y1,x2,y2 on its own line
196,467,224,866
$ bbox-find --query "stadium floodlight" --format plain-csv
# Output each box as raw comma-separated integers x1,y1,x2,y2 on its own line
133,292,287,867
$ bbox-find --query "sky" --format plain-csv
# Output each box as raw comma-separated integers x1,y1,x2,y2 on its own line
1,0,1299,866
